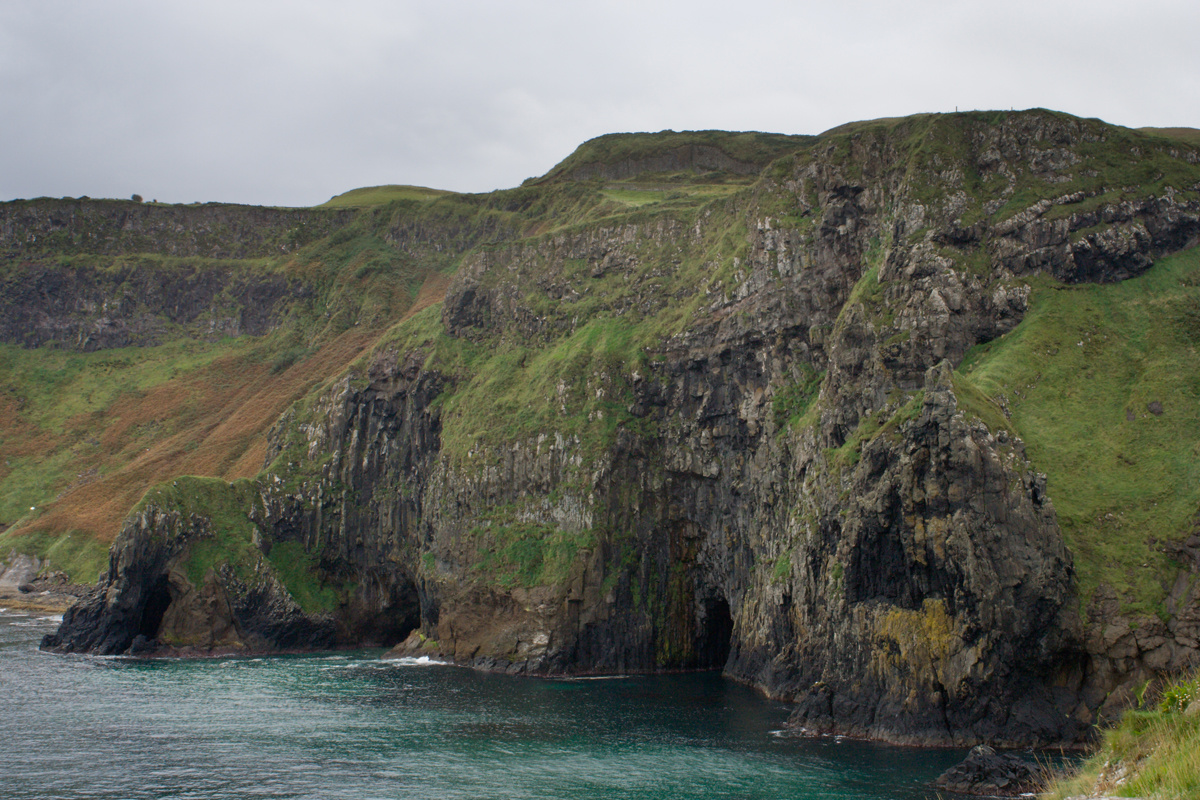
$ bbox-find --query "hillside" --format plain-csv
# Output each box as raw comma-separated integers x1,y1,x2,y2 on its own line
7,112,1200,747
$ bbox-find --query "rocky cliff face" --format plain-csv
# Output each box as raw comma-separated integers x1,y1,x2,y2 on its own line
0,199,353,258
0,261,310,349
42,112,1200,746
0,199,356,350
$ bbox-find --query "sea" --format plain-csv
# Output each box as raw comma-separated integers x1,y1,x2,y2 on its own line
0,608,970,800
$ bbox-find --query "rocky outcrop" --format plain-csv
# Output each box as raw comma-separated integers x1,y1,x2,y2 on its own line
0,198,355,349
932,745,1045,796
0,553,89,611
40,489,340,656
0,261,309,349
0,199,353,259
42,111,1200,746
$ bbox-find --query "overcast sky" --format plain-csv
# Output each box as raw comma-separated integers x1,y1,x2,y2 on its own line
3,1,1197,207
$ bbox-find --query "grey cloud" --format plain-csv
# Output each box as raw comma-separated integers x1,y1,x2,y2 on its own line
2,0,1197,207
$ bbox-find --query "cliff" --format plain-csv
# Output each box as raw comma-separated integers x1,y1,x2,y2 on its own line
32,113,1200,746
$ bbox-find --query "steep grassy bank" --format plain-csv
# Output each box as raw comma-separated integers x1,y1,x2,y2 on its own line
959,246,1200,617
1045,672,1200,799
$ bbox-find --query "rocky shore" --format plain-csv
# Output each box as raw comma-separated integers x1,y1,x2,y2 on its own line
0,553,90,612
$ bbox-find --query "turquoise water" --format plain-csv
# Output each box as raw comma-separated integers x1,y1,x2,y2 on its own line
1,610,966,799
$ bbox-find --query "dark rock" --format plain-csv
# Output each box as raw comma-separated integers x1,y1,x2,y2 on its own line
128,634,159,655
933,744,1045,796
39,111,1200,747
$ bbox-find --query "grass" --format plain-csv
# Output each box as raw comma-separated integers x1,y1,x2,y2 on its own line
317,185,451,208
132,476,261,587
534,129,813,184
773,365,824,431
267,541,346,614
0,527,109,585
957,246,1200,615
472,519,596,589
1045,672,1200,800
1140,127,1200,147
0,324,386,572
432,316,650,466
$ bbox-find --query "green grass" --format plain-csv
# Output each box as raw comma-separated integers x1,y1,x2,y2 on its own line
1140,127,1200,147
0,450,81,530
472,520,597,589
133,476,262,587
1045,672,1200,800
433,316,650,466
317,185,451,208
957,246,1200,614
0,526,109,584
773,365,824,431
0,338,258,437
770,550,792,584
535,130,813,185
266,541,346,614
598,188,667,207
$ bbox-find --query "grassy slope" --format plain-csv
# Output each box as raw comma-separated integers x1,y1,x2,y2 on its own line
0,325,388,582
0,206,473,580
1139,126,1200,147
318,185,451,208
958,246,1200,616
533,129,813,184
1046,673,1200,799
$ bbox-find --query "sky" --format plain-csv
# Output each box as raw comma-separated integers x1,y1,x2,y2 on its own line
2,0,1198,208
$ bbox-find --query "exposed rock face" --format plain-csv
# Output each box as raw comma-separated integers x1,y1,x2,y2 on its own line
0,261,309,349
933,745,1044,797
41,498,340,655
565,145,766,182
0,199,354,350
0,199,353,259
43,112,1200,746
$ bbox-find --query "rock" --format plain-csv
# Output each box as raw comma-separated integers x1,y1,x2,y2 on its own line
128,634,159,655
38,111,1200,747
0,553,41,590
933,744,1044,796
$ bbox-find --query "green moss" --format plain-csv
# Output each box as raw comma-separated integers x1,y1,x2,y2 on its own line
266,541,346,614
0,526,109,584
133,477,262,587
956,246,1200,612
473,520,596,589
770,550,792,584
773,365,824,431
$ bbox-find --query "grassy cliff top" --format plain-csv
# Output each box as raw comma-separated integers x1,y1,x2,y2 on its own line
532,129,814,185
1140,126,1200,146
317,185,452,208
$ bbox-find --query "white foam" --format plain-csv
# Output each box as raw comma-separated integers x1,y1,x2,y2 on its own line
385,655,449,667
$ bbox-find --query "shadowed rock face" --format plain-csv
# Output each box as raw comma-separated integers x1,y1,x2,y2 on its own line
0,262,309,349
0,199,350,350
42,112,1200,746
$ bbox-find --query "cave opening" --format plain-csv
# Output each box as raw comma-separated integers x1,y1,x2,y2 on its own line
695,595,734,670
138,575,173,640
